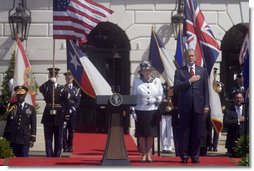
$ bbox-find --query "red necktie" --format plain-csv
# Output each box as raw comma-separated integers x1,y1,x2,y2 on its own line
190,67,194,77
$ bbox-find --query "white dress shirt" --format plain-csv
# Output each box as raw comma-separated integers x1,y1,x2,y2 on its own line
235,105,242,125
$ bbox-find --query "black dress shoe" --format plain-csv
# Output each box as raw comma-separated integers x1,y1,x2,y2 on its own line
63,148,68,152
181,159,188,163
213,148,218,152
191,159,200,163
140,160,147,163
162,150,167,154
166,150,172,154
147,159,153,163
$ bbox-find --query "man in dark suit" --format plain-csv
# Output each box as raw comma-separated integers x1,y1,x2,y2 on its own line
62,71,81,152
40,68,67,157
223,91,245,157
174,49,209,163
4,85,36,157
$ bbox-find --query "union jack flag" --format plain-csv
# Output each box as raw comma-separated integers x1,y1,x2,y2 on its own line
184,0,223,133
184,0,220,74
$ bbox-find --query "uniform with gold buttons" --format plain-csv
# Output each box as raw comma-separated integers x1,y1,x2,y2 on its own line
4,85,36,157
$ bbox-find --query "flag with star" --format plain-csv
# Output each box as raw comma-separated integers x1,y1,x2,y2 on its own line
67,40,112,98
53,0,113,44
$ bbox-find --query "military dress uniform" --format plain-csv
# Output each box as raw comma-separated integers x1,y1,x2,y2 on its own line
62,82,81,152
160,84,173,154
40,68,67,157
4,86,36,157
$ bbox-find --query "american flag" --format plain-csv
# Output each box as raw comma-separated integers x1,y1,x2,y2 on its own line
53,0,113,43
184,0,222,133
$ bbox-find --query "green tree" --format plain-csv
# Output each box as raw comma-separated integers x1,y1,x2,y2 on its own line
0,52,15,104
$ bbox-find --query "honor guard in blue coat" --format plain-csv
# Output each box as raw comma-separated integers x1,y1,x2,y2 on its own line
4,85,36,157
62,71,81,152
39,68,67,157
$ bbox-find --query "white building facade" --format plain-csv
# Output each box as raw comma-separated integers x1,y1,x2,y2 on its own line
0,0,249,151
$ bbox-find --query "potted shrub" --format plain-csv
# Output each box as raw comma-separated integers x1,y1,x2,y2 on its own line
0,137,14,161
234,135,249,166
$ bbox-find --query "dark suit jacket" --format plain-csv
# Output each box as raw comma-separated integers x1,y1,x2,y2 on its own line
40,80,67,126
4,102,36,146
223,105,245,150
174,65,209,114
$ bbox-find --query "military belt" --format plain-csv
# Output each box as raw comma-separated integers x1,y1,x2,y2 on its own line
46,104,62,108
67,100,75,103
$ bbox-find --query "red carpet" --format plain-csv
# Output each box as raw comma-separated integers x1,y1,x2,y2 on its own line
0,159,5,166
6,132,241,166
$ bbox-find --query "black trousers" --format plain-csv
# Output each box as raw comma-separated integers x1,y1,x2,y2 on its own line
179,108,202,160
172,126,180,156
63,114,76,150
11,143,29,157
44,125,63,157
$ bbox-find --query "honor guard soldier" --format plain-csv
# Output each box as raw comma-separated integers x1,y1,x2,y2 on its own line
39,68,67,157
160,83,173,154
62,71,81,152
3,85,36,157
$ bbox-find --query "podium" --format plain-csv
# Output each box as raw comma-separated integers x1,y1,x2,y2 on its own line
96,93,137,166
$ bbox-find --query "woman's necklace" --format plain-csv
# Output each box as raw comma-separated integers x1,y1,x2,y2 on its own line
141,76,154,83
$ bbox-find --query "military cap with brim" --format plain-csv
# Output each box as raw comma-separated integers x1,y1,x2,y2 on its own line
14,85,28,95
64,71,72,76
47,68,60,75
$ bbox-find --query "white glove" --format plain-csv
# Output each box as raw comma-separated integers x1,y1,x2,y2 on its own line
63,122,67,128
148,97,159,104
50,77,57,83
149,97,160,106
130,107,137,121
132,113,137,121
154,97,160,106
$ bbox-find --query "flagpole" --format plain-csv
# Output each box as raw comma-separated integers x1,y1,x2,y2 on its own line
178,21,185,66
12,34,19,96
52,39,55,111
66,40,68,73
